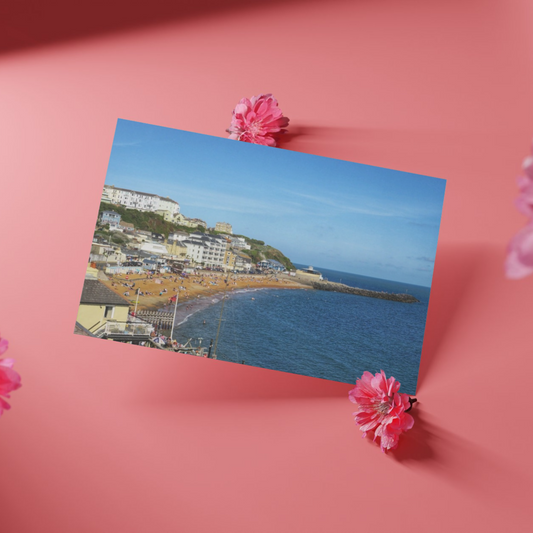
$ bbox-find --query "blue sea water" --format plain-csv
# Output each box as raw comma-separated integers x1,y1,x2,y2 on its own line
171,265,430,395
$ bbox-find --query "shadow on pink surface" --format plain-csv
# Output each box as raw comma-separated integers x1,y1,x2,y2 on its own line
387,408,526,509
138,243,484,405
277,125,368,155
417,243,487,390
140,359,350,404
0,0,307,55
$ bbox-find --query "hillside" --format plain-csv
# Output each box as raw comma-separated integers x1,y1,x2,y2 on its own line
98,203,295,269
98,202,203,237
232,235,295,270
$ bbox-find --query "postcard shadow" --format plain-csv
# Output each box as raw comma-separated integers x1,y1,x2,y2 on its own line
141,356,351,405
416,242,486,390
140,243,480,406
138,240,482,405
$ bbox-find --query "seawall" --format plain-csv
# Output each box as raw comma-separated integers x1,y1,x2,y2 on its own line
311,281,420,303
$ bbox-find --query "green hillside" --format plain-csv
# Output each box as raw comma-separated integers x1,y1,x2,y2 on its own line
98,203,203,237
232,235,295,270
98,203,295,269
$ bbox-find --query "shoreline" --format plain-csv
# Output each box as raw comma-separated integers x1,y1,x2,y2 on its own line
158,285,306,329
100,270,311,313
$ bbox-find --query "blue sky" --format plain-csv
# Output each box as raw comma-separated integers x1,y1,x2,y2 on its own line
103,119,446,286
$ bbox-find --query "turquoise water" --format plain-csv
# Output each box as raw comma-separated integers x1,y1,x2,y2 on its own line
171,265,430,395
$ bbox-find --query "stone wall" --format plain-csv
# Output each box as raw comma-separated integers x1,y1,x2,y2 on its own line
311,281,419,303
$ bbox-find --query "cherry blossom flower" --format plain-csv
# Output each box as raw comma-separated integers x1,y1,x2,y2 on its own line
0,335,22,417
505,222,533,279
349,370,414,452
506,142,533,279
227,94,289,147
514,154,533,217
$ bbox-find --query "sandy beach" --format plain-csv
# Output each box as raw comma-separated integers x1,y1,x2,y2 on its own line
100,270,310,311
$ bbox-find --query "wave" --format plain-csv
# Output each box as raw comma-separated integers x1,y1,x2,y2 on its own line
170,286,304,330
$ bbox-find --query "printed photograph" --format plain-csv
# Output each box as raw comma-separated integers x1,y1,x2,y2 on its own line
74,119,446,394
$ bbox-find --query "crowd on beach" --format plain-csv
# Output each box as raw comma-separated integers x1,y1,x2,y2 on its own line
103,269,307,311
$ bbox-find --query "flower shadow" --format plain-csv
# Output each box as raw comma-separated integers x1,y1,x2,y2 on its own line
276,125,318,147
385,408,526,508
387,406,440,463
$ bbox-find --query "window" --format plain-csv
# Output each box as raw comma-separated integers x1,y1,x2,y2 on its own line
104,306,114,318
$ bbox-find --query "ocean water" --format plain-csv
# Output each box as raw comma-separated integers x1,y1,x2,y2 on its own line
170,265,431,395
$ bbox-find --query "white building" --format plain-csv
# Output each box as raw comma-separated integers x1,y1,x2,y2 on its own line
158,196,179,215
181,238,206,264
169,231,189,242
102,185,180,216
140,242,169,256
234,252,253,272
228,236,251,250
181,233,228,268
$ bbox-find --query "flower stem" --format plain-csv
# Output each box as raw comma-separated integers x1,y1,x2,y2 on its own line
405,398,418,412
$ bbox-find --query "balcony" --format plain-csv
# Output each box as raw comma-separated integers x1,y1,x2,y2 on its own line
92,317,154,341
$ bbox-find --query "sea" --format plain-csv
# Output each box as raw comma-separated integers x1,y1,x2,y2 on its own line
168,264,430,395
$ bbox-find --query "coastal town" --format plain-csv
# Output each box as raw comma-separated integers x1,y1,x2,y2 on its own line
75,185,321,350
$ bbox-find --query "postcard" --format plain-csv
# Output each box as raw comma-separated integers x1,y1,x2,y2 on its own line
74,119,446,394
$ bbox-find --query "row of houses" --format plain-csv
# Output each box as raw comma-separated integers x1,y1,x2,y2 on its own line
101,187,208,230
170,212,207,229
257,259,286,272
102,185,180,218
101,187,237,235
99,206,288,274
96,213,256,272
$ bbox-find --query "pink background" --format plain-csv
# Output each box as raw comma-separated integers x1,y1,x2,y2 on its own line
1,1,532,531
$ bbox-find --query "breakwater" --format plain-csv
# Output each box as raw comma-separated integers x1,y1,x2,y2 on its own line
311,281,420,303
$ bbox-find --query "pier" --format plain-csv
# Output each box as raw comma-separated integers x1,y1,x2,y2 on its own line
311,281,420,303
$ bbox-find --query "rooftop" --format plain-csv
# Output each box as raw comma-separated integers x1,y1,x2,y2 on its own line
79,280,130,306
104,185,179,204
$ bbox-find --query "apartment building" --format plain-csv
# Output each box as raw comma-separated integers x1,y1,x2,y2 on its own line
181,233,228,268
102,185,180,216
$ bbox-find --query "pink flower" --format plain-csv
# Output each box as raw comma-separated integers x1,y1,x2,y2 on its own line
505,222,533,278
349,370,414,452
227,94,289,147
514,155,533,217
506,142,533,279
0,335,22,417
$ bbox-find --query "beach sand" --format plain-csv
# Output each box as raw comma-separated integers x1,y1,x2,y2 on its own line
101,270,310,311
